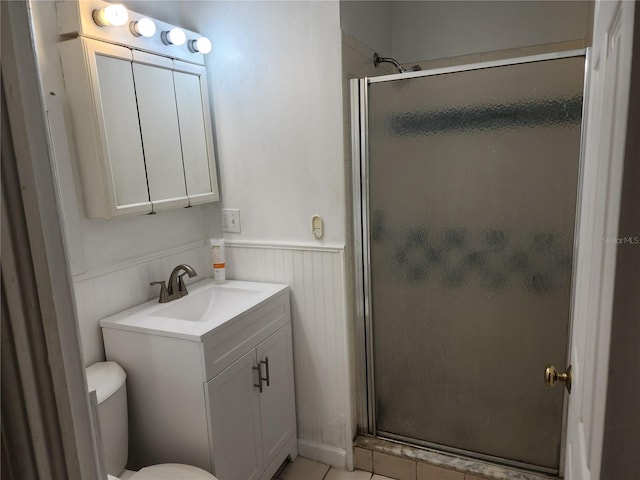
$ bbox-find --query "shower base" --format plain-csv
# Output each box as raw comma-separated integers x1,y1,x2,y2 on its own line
353,435,558,480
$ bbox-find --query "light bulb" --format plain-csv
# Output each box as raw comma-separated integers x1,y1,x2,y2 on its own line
92,4,129,27
162,28,186,46
189,37,212,54
194,37,213,54
131,18,156,38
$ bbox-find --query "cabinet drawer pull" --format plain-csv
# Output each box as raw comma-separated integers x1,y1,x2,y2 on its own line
260,357,270,387
253,365,263,393
253,358,270,392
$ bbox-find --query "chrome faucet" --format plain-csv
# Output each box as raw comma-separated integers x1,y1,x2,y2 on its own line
150,264,198,303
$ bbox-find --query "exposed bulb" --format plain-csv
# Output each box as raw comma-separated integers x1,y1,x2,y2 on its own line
188,37,212,54
162,27,186,46
131,17,156,38
92,4,128,27
196,37,212,54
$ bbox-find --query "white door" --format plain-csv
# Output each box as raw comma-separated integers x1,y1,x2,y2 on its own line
207,349,263,480
131,51,189,212
173,60,219,205
564,1,635,479
82,39,151,214
256,325,297,469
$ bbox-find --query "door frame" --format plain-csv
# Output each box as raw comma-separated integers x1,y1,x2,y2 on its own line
2,1,102,478
564,2,637,479
350,48,589,474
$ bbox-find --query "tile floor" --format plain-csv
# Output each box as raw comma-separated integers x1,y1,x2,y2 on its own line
276,456,394,480
275,456,483,480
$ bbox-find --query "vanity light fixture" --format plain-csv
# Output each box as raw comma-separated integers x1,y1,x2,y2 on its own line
188,37,212,54
161,27,186,46
130,17,156,38
92,4,129,27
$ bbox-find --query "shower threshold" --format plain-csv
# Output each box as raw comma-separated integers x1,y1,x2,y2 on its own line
354,435,559,480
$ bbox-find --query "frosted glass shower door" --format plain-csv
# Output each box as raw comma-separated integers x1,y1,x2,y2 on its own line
366,55,584,471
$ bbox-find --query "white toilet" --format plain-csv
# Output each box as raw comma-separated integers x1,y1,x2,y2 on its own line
86,361,218,480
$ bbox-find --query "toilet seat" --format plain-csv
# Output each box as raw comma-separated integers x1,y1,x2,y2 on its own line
130,463,218,479
108,464,217,480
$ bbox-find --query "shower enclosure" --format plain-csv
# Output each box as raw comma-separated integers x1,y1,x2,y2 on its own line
351,51,586,474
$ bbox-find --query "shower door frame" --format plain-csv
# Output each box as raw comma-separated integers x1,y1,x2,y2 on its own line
350,48,590,475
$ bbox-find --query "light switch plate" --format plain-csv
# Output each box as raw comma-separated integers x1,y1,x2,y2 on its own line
222,209,240,233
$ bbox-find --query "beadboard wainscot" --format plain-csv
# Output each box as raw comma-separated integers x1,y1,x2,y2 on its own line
225,240,353,469
73,240,210,366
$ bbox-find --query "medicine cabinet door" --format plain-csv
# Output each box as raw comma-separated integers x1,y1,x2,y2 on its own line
132,51,189,212
59,38,152,217
173,61,219,205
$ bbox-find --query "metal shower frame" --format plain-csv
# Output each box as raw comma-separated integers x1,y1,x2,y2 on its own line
349,48,590,475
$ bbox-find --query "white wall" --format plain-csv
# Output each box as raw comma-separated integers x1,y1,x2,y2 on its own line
340,1,592,64
340,1,392,56
391,1,592,63
186,0,346,245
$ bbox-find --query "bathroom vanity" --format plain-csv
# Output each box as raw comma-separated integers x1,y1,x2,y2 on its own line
100,280,297,480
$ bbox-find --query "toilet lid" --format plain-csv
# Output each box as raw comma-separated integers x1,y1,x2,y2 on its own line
130,464,218,479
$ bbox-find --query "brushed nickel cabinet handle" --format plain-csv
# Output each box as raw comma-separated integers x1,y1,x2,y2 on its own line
260,357,270,387
253,365,263,393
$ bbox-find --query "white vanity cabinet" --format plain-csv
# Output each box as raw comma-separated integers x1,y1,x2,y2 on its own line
207,324,296,480
101,284,297,480
58,36,219,218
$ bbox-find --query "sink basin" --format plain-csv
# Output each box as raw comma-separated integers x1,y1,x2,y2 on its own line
100,279,288,340
154,286,262,322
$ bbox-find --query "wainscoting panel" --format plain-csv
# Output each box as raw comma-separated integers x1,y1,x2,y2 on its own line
73,241,210,366
225,241,352,468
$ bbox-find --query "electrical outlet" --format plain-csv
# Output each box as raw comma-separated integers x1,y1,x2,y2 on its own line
222,209,241,233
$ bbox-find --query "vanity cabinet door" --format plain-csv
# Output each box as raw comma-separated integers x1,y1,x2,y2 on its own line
173,61,219,205
206,323,296,480
256,324,296,469
207,349,263,480
132,52,189,211
58,38,152,217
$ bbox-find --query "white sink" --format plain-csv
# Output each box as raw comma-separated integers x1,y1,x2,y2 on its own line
100,279,288,340
154,285,262,322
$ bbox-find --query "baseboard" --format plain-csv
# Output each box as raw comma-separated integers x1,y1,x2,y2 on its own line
261,435,298,480
297,439,347,469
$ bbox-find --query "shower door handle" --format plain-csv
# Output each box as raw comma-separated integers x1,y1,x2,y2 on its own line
544,365,572,393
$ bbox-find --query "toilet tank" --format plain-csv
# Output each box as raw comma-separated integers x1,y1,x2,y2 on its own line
86,361,128,476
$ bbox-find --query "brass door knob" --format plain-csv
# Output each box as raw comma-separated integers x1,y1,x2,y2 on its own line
545,365,572,393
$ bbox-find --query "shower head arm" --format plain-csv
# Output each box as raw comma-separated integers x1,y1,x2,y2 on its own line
373,52,406,73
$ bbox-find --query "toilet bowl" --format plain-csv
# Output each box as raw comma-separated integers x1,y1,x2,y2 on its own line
86,362,217,480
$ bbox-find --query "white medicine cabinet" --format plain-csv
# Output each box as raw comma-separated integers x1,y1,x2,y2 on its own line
57,1,219,218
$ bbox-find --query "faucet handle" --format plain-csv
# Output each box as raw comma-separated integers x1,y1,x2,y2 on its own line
150,281,169,303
